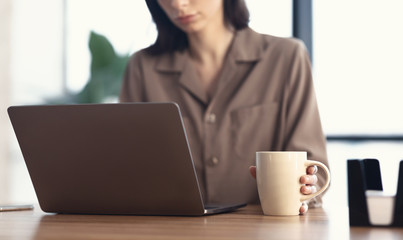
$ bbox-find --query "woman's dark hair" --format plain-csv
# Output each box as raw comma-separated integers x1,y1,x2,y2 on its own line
145,0,249,55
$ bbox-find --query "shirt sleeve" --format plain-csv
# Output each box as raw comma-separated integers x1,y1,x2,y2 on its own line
119,52,145,103
283,39,329,207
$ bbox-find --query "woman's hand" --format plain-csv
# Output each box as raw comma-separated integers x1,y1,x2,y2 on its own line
249,165,318,215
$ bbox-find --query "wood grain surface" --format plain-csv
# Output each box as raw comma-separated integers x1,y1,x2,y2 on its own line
1,204,403,240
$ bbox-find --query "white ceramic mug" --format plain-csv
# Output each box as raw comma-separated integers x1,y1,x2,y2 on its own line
256,151,330,216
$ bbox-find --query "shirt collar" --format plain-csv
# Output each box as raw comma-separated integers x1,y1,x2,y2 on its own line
154,27,264,73
229,27,265,62
155,49,188,73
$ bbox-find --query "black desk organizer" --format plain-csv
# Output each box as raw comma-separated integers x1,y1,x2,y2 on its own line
348,159,403,227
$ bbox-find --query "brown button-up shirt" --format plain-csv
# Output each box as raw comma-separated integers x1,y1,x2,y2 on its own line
120,28,328,205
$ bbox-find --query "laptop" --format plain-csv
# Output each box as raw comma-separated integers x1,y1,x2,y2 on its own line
7,102,246,216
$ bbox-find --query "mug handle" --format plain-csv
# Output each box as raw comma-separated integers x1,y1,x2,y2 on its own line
300,160,331,202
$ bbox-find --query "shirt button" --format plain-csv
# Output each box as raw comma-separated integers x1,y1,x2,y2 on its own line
206,113,216,124
211,156,219,165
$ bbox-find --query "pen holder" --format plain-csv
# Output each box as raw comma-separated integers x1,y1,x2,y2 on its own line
347,159,403,227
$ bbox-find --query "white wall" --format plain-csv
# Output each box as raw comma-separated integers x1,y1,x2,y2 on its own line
11,0,64,105
6,0,64,204
0,0,12,204
313,0,403,135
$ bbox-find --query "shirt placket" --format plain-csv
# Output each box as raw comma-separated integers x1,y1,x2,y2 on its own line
201,54,239,203
203,104,220,203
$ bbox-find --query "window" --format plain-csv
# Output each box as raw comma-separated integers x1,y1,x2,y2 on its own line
313,0,403,207
313,0,403,135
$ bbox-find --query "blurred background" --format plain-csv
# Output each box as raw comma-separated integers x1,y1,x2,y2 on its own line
1,0,403,209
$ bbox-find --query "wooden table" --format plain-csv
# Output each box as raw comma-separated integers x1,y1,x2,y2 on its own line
1,204,403,240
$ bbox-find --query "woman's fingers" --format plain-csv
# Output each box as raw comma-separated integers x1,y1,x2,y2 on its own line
306,165,318,175
299,202,308,214
300,174,318,185
300,185,317,195
300,173,317,195
301,167,316,213
249,166,256,179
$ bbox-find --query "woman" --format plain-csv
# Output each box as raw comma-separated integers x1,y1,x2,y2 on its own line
120,0,328,214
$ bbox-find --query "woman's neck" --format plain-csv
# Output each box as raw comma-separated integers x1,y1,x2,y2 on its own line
186,23,234,99
187,24,234,66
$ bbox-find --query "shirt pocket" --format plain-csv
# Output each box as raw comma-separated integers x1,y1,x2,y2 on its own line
230,103,280,160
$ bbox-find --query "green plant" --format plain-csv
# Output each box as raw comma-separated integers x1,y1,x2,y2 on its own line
48,31,130,104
